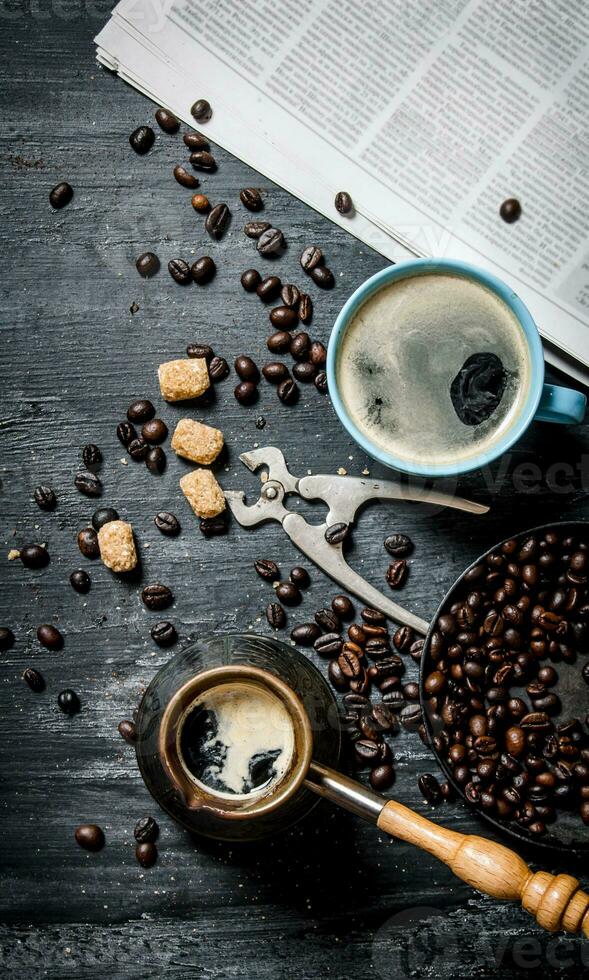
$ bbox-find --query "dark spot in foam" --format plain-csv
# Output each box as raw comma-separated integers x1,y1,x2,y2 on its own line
450,352,507,426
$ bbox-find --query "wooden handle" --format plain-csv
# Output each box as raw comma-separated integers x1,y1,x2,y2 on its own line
378,799,589,937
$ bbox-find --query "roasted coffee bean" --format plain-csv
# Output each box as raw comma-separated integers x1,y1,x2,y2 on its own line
384,533,414,557
257,275,282,301
58,689,80,715
168,258,192,284
118,719,136,743
187,343,214,362
191,98,212,121
128,437,148,461
174,164,199,188
332,595,354,620
136,842,158,867
240,187,263,211
184,130,209,151
280,284,300,309
291,361,315,385
241,268,262,292
190,151,217,173
315,632,343,657
129,125,154,154
49,181,73,208
370,764,395,790
291,623,321,646
20,544,50,569
335,191,353,214
361,608,386,626
270,306,298,330
298,293,313,325
234,381,259,405
92,507,119,531
277,378,299,405
372,704,396,732
145,447,166,474
37,624,63,650
290,331,311,359
409,638,424,662
266,602,286,629
34,485,57,511
142,584,173,611
155,107,179,133
393,625,414,652
338,646,362,679
400,704,423,730
206,203,230,238
191,256,216,284
310,266,334,289
134,816,159,843
70,569,91,593
149,621,177,649
128,398,156,426
0,627,15,651
289,567,310,589
244,221,271,239
81,444,101,469
74,471,102,498
154,512,181,536
262,361,290,385
117,421,137,446
267,330,291,354
258,227,285,255
78,527,100,559
254,558,279,581
315,608,341,633
235,355,260,382
325,523,349,546
141,419,168,444
200,514,229,537
500,198,521,223
419,773,442,805
355,739,381,765
275,581,302,606
23,667,45,692
209,356,230,382
135,251,160,278
191,193,210,212
386,559,408,589
75,824,104,851
314,371,328,394
307,341,326,367
300,245,323,271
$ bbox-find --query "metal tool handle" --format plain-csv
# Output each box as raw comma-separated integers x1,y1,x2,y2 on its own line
297,474,489,527
282,513,429,635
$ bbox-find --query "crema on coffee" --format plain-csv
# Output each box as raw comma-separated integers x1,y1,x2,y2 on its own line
178,682,295,799
337,273,530,466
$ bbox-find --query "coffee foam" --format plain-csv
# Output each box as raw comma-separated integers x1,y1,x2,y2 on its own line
179,682,295,799
337,273,530,465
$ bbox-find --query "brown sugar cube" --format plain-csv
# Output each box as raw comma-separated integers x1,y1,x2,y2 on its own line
171,419,224,465
158,358,209,402
180,469,225,519
97,520,137,573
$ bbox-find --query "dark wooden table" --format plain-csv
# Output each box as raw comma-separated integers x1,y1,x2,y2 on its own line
1,8,588,979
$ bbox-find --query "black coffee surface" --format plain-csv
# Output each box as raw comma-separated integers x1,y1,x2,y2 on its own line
450,352,507,426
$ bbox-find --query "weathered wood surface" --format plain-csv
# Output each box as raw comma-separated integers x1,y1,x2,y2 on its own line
0,7,588,979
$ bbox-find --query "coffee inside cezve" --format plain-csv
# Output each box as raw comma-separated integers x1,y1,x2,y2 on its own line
179,682,295,798
338,273,530,465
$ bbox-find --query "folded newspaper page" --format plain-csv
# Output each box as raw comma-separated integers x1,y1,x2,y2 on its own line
96,0,589,382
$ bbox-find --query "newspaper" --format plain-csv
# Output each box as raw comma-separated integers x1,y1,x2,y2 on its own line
96,0,589,383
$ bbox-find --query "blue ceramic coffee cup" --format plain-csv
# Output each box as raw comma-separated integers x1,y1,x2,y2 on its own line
327,258,586,479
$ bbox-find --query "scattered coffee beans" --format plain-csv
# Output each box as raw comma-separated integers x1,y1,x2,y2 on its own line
155,107,179,133
240,187,263,211
136,252,160,278
290,623,321,646
266,602,286,629
270,306,298,330
289,567,310,589
241,269,261,292
206,203,230,239
75,824,104,851
58,689,81,715
262,362,290,385
151,621,177,647
257,275,282,301
191,256,216,284
234,381,258,405
335,191,353,214
190,150,216,171
92,508,119,531
117,421,136,446
190,98,212,122
128,437,148,461
174,164,199,188
70,569,91,593
49,181,73,209
154,512,180,536
20,544,49,569
129,126,154,154
186,343,214,362
0,627,15,650
37,624,63,650
34,485,57,511
254,558,279,581
142,584,173,610
257,227,284,255
191,193,210,212
134,816,159,843
384,533,414,557
183,131,209,151
244,221,271,239
277,378,298,405
23,667,45,693
82,444,101,469
145,447,166,474
267,330,291,354
208,356,230,382
235,356,260,383
310,266,335,289
118,720,137,743
168,259,192,284
298,293,313,324
275,581,301,606
127,400,155,423
500,198,521,223
386,559,408,588
300,245,323,271
136,842,158,867
75,471,102,498
78,527,100,559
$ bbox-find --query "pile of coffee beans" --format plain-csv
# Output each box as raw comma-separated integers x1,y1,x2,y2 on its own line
115,399,168,475
423,528,589,835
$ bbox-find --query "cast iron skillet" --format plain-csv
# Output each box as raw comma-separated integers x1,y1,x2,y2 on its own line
420,520,589,856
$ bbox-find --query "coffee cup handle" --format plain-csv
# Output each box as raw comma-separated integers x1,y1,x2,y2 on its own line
535,384,586,425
